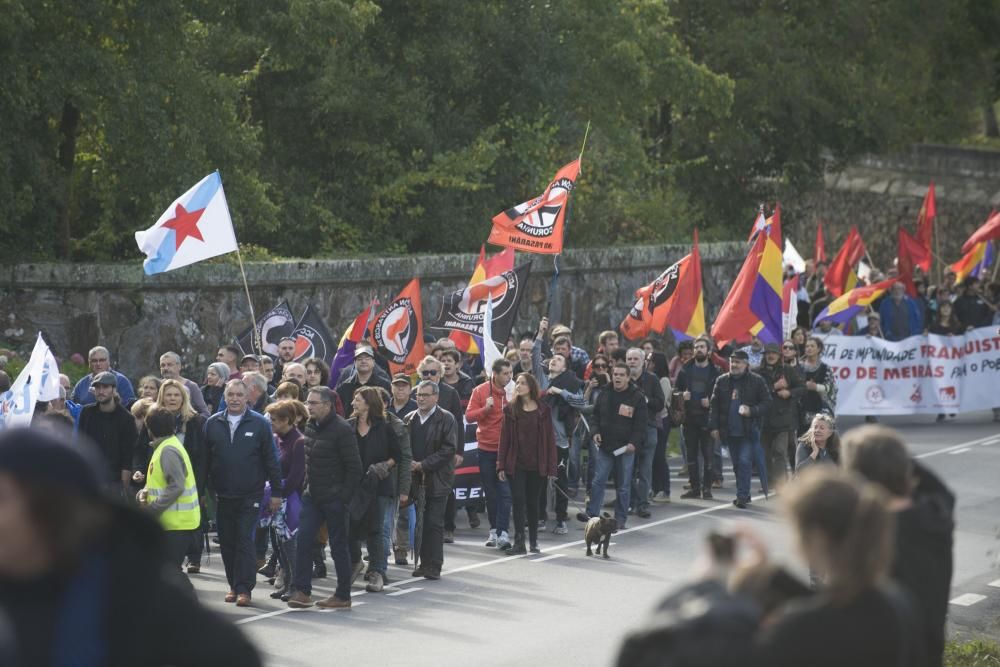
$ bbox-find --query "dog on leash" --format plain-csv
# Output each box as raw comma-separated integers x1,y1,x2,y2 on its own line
585,513,618,559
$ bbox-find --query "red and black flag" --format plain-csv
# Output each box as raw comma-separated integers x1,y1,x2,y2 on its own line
235,299,296,359
488,159,580,255
369,278,425,375
289,305,337,365
430,263,531,346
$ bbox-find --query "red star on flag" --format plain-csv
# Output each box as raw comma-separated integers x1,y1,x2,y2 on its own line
162,204,206,250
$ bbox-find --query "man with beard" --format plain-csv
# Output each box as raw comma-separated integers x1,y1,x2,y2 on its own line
625,348,665,517
533,319,586,534
757,343,804,488
77,371,137,497
708,351,771,509
676,337,723,499
274,337,297,382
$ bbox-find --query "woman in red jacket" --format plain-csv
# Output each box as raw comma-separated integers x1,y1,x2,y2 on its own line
498,373,557,555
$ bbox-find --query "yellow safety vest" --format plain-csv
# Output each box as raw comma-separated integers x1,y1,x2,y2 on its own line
146,435,201,531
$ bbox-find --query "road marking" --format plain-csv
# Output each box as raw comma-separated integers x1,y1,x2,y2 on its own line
386,587,423,597
950,593,987,607
915,434,1000,459
531,554,565,563
318,602,364,612
981,439,1000,447
988,579,1000,588
948,448,971,455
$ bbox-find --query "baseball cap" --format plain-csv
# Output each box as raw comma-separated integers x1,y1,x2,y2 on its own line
391,373,411,386
729,350,750,361
551,324,572,338
241,354,260,364
92,371,117,386
354,346,375,359
763,343,780,354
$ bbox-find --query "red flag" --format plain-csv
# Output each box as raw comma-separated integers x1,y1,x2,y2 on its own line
712,231,768,347
915,181,935,271
488,159,580,255
823,226,866,298
620,282,654,341
369,278,425,375
961,209,1000,253
448,247,515,353
814,220,827,265
897,228,927,297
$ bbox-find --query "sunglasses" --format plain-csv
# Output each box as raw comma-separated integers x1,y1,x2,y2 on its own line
421,370,439,377
782,345,795,350
592,363,608,369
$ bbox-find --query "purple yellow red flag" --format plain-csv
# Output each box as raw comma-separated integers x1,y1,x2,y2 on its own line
812,279,896,326
823,226,866,298
961,209,1000,253
328,299,378,386
951,241,994,284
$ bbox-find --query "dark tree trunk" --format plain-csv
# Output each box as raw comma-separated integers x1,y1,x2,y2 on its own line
57,100,80,260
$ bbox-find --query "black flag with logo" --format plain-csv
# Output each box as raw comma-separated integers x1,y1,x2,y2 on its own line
289,305,337,365
430,263,531,346
235,300,296,360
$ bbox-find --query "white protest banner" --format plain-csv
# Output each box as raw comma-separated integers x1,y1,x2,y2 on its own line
818,326,1000,415
0,333,61,430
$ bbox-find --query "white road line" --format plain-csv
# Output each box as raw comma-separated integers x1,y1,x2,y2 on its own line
948,448,971,455
980,439,1000,447
531,554,565,563
950,593,987,607
318,602,364,612
386,587,423,597
988,579,1000,588
915,434,1000,459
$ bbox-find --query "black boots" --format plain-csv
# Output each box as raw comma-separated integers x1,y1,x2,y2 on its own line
505,532,527,555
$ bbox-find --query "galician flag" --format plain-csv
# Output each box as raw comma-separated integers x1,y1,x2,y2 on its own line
0,333,61,430
135,171,238,275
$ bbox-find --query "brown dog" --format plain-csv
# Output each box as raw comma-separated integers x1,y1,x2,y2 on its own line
585,513,618,559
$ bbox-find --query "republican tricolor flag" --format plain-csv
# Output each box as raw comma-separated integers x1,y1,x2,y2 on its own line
135,172,238,275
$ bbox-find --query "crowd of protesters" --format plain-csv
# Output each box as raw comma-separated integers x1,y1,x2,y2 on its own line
0,264,984,664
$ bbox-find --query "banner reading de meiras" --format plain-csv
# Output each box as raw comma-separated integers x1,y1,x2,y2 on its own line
370,278,425,375
430,263,531,346
818,326,1000,415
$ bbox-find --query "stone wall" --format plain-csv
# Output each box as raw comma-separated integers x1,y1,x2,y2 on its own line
0,242,747,380
781,144,1000,269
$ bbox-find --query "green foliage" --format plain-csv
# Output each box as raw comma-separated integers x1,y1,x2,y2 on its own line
1,0,996,261
945,639,1000,666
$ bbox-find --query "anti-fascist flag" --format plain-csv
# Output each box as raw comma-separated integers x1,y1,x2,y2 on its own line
370,279,425,375
290,305,337,365
450,246,515,354
431,263,531,346
236,300,296,359
488,159,581,255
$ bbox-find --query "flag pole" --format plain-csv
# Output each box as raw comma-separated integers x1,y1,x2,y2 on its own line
578,120,592,162
934,226,942,286
991,241,999,282
234,245,262,357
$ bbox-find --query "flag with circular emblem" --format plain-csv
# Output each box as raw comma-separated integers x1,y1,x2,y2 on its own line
488,159,580,255
369,278,425,375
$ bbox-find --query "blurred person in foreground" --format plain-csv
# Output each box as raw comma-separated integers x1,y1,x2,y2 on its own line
0,427,260,666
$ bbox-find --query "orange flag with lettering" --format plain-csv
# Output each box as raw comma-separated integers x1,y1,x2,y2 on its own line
369,278,425,375
488,159,580,255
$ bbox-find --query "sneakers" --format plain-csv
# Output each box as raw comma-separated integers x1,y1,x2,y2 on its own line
680,489,700,499
485,529,498,547
712,480,723,489
652,491,671,503
186,563,201,574
394,548,409,566
444,530,455,544
497,531,512,550
733,499,748,509
554,521,568,535
365,572,384,593
286,591,314,608
576,512,591,523
350,560,365,584
316,595,351,609
505,540,527,556
537,519,546,531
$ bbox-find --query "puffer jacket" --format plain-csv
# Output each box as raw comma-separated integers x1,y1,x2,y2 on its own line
302,412,362,504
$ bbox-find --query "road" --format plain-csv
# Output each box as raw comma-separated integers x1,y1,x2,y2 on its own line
189,413,1000,666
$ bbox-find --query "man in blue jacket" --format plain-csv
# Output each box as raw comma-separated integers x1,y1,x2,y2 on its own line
204,379,283,607
878,281,923,341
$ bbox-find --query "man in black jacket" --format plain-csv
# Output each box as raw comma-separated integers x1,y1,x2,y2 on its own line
405,380,459,580
676,337,724,500
625,347,665,518
417,355,465,543
334,345,392,408
204,379,283,606
708,350,771,509
757,343,804,488
842,425,954,667
287,386,362,610
580,363,647,529
76,371,137,497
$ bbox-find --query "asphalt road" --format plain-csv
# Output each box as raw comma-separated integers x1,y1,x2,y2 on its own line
190,412,1000,666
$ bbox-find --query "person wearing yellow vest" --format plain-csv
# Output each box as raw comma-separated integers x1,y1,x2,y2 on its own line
137,405,201,572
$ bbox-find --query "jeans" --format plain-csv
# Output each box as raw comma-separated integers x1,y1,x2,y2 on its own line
511,469,545,546
761,429,793,488
216,495,263,595
350,495,389,575
396,503,416,557
478,449,511,533
381,496,398,573
652,424,671,495
728,432,768,502
683,423,715,492
568,428,584,492
294,495,352,600
586,449,635,525
631,425,657,511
